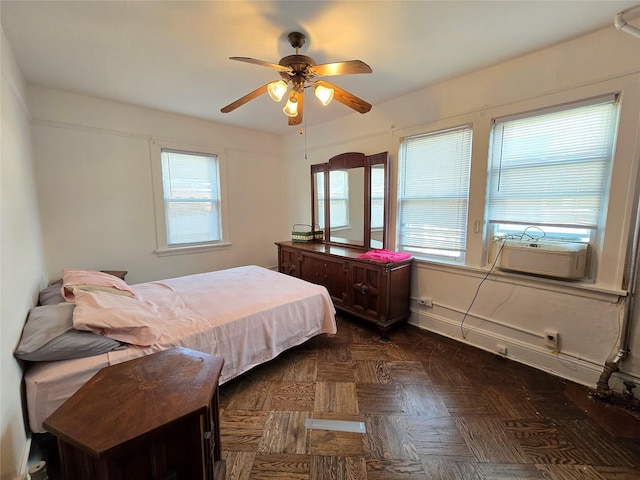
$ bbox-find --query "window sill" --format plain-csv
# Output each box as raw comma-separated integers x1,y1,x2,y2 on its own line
411,256,626,301
155,242,232,257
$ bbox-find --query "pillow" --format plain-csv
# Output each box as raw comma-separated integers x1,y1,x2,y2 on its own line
14,303,125,362
62,269,135,302
38,284,65,305
72,289,160,346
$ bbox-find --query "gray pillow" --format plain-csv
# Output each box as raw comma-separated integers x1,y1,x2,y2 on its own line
14,303,126,361
38,284,65,305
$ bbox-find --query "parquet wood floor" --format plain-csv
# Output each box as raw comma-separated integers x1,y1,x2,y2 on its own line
218,315,640,480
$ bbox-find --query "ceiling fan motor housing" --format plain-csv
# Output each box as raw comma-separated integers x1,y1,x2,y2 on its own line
287,32,306,49
279,54,316,81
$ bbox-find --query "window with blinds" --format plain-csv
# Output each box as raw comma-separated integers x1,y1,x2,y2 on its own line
397,125,473,259
487,95,619,243
161,150,222,246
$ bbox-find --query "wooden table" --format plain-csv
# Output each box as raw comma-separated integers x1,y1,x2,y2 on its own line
44,347,225,480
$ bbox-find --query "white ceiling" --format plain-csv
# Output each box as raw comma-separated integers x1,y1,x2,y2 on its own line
2,1,638,136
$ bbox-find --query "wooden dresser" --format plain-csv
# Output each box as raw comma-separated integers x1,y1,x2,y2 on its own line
277,241,411,330
43,347,225,480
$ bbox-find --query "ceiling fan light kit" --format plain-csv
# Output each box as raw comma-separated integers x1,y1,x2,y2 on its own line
283,92,299,117
314,84,334,106
221,31,372,126
267,80,288,102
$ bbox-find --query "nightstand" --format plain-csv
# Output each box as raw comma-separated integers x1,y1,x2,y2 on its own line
43,347,225,480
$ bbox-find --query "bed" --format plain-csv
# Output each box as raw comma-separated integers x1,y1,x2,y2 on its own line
19,265,337,433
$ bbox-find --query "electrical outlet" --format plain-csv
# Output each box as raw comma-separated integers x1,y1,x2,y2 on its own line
544,330,559,349
417,297,433,307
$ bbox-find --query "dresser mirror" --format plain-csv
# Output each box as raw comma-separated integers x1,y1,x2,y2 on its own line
370,162,386,248
311,151,389,250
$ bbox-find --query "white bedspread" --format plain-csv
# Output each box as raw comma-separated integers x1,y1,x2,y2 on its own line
25,266,336,433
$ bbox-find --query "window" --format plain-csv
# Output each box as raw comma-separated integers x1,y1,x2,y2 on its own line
397,126,473,259
316,170,349,229
487,95,619,245
161,150,221,246
151,141,228,254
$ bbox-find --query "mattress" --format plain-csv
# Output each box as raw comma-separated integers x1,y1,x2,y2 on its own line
25,265,336,433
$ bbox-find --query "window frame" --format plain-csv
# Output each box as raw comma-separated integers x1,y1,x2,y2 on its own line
388,77,637,294
396,124,473,261
150,140,230,256
484,95,620,279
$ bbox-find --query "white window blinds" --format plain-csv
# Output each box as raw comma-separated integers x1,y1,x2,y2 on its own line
488,96,619,229
161,150,221,246
397,126,473,257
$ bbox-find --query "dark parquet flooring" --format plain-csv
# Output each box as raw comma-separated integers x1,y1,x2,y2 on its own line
218,314,640,480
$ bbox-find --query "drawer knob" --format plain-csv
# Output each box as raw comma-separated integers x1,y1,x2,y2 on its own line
360,284,368,294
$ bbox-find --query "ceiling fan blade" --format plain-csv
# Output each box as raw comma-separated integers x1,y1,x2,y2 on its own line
288,90,304,126
229,57,293,73
220,83,269,113
315,80,372,114
308,60,372,77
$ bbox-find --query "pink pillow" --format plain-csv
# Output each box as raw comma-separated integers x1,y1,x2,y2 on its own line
62,269,135,302
71,289,160,346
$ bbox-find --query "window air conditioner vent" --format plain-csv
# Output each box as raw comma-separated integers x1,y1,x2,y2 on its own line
497,240,588,279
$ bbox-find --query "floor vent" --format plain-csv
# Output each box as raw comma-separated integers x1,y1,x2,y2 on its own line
304,419,366,433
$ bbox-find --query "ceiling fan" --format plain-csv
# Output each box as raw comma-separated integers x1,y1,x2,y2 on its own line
220,32,373,126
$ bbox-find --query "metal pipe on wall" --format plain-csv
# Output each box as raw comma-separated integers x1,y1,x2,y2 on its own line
614,5,640,39
595,10,640,397
594,198,638,398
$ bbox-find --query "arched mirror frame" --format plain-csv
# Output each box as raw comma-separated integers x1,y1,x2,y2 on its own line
311,151,389,250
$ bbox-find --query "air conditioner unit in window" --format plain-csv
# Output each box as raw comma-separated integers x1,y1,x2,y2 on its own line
497,240,588,279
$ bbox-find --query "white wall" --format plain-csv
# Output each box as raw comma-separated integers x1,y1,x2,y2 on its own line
282,22,640,391
3,20,639,480
1,28,46,480
29,87,286,284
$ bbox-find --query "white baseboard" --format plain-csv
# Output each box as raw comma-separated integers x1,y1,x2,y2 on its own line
408,308,606,388
17,435,31,480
